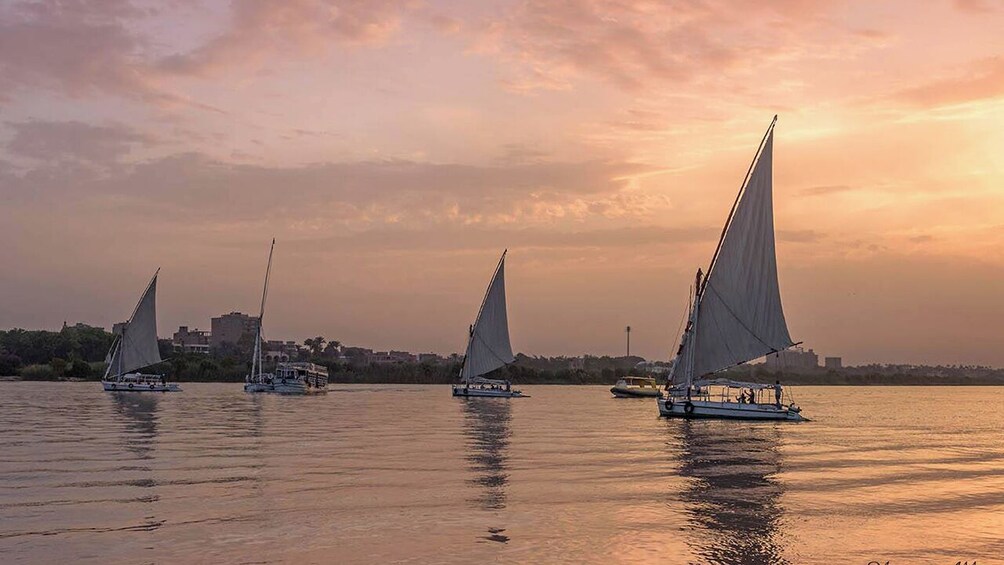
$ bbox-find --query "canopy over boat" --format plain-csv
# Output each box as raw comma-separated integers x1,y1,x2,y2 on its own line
106,270,163,378
670,117,795,389
690,378,780,390
460,251,515,383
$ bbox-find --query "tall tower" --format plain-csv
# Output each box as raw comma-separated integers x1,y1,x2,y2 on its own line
626,325,631,357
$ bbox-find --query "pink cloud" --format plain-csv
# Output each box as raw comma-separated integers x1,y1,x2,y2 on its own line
463,0,850,93
5,119,151,163
893,56,1004,108
158,0,413,77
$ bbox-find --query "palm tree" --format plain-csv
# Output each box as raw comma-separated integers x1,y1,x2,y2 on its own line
322,340,342,357
304,336,326,357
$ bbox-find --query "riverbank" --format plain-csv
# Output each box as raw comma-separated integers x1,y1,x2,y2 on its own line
5,373,1004,385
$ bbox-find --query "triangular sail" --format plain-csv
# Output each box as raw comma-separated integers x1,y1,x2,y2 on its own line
108,272,162,376
461,252,515,381
670,120,793,385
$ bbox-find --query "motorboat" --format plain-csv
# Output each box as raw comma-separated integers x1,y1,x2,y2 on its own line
610,376,661,398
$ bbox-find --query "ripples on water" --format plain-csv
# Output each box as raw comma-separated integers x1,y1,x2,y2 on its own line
1,383,1002,564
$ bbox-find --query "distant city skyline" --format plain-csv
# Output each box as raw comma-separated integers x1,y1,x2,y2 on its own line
2,1,1003,366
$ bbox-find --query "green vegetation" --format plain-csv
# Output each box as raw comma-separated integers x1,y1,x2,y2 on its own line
0,325,115,379
4,326,1004,385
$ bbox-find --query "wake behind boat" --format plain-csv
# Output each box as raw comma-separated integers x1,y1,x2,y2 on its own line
658,116,802,421
452,250,524,398
101,269,180,392
244,240,329,395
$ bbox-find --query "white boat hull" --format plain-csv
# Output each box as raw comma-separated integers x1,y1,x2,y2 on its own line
102,380,181,393
452,385,524,398
244,381,327,394
610,386,661,398
658,397,803,421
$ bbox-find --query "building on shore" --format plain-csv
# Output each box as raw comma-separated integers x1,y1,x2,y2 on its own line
172,326,211,354
418,353,447,364
368,350,418,364
264,340,300,363
765,346,819,371
825,356,843,370
210,312,257,348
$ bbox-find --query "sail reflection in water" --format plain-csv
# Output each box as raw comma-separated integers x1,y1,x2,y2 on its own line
110,392,160,461
462,399,512,511
675,421,788,565
107,392,164,532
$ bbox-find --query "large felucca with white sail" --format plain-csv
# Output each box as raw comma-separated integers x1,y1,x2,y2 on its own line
452,250,524,398
102,269,180,392
658,117,803,420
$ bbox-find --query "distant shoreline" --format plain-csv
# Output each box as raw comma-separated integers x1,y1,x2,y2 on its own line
4,376,1004,386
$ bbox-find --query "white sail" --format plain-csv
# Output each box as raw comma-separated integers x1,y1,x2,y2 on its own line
461,252,515,381
108,272,162,376
671,122,793,384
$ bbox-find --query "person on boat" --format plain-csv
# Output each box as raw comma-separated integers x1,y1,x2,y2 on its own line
774,380,783,408
747,389,756,404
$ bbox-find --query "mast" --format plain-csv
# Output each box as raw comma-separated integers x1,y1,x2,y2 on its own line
252,239,275,382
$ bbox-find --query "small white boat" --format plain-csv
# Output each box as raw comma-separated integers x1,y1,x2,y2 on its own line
245,362,329,394
102,269,181,393
610,376,661,398
661,117,804,421
452,250,525,398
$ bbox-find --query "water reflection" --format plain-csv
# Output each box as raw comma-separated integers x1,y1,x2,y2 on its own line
675,421,788,565
108,392,163,532
461,398,512,543
110,392,160,460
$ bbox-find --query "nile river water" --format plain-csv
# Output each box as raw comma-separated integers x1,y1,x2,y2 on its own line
1,383,1002,564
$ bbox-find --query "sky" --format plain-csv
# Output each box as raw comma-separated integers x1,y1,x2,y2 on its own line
1,0,1003,366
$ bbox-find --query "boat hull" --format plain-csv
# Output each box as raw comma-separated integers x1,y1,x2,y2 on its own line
452,385,524,398
658,397,803,421
102,380,181,393
244,381,327,395
610,386,661,398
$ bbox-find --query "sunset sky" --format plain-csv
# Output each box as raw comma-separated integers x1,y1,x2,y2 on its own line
2,0,1003,366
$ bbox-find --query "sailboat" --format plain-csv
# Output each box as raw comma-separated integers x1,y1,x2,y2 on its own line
102,269,180,392
658,116,803,420
244,240,329,394
452,250,524,398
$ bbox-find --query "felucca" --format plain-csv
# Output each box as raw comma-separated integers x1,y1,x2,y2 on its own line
658,117,803,421
244,239,329,394
102,269,180,392
452,250,524,398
